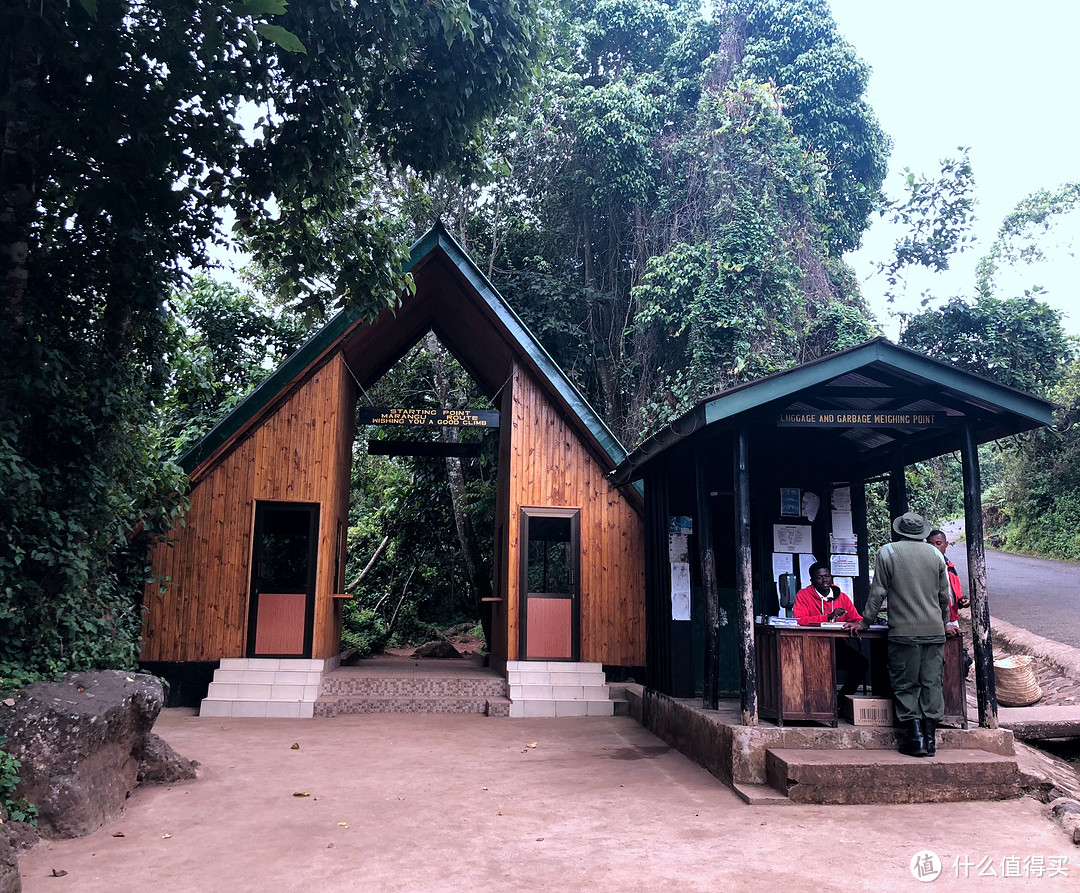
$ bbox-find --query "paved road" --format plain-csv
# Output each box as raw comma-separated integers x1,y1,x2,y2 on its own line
945,539,1080,649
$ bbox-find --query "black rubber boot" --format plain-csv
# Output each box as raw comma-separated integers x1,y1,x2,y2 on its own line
923,719,937,757
898,718,928,757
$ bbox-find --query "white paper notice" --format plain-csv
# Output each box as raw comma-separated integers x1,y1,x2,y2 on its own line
830,533,858,554
831,510,854,538
668,533,689,564
670,562,691,621
833,577,854,596
772,552,794,581
831,553,860,577
773,524,813,553
831,486,852,511
801,491,821,522
798,553,817,585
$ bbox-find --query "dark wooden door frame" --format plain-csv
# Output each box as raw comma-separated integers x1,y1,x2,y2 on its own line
518,507,580,662
246,501,320,659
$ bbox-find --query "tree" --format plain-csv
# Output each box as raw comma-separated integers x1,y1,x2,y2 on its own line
160,276,314,457
899,293,1070,397
406,0,887,444
0,0,545,685
342,339,497,655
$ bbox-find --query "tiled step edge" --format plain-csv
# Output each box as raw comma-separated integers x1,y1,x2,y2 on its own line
508,698,615,718
313,696,492,717
199,699,315,719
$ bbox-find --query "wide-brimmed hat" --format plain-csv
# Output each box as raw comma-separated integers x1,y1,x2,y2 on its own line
892,511,931,540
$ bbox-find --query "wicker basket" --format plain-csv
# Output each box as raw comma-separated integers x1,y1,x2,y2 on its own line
994,654,1043,707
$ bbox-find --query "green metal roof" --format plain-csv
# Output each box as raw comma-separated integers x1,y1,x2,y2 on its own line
612,337,1057,484
179,223,629,477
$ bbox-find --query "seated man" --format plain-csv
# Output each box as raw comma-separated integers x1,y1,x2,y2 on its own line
793,562,869,698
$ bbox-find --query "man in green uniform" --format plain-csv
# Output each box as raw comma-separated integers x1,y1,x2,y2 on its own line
845,512,958,757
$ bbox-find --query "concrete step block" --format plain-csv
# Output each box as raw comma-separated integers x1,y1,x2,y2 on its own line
486,697,512,717
765,748,1020,804
554,700,589,717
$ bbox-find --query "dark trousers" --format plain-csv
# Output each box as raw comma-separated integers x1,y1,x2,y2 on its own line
887,639,945,722
836,639,869,697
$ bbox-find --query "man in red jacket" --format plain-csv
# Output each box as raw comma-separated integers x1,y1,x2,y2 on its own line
793,562,868,698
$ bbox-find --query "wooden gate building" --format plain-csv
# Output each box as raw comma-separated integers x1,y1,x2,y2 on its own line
141,226,645,715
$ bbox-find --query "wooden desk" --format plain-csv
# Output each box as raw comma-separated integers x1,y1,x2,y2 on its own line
755,624,968,728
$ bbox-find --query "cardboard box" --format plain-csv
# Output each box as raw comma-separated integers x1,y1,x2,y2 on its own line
843,695,895,727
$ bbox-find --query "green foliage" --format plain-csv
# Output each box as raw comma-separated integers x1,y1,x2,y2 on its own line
899,293,1071,396
975,182,1080,298
0,0,542,686
418,0,885,444
736,0,890,254
0,740,37,826
991,358,1080,559
340,341,495,654
877,150,977,295
160,277,315,457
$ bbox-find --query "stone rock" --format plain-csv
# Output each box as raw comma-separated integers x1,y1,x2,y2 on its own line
0,671,164,838
0,831,18,893
411,641,462,659
136,732,199,785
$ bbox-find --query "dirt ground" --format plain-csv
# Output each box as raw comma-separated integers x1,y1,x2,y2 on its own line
19,708,1079,893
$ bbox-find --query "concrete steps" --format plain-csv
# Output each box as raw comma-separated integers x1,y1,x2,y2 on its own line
763,747,1021,804
199,658,328,718
505,661,614,718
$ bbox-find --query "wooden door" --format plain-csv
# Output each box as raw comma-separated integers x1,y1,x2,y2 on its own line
247,502,319,658
520,508,580,661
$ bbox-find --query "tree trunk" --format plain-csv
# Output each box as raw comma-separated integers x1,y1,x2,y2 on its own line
426,333,494,649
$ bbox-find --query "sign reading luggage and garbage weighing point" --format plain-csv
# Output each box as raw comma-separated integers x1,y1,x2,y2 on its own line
777,410,946,428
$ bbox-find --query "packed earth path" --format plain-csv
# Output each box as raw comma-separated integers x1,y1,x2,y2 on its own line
18,708,1079,893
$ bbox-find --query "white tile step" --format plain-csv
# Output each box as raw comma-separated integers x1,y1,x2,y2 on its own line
199,699,316,718
508,699,614,718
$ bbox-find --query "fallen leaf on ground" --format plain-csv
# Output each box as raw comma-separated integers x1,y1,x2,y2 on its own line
337,822,348,827
3,699,14,707
291,743,300,750
525,742,537,748
293,792,310,797
51,869,67,877
111,832,125,838
161,834,172,839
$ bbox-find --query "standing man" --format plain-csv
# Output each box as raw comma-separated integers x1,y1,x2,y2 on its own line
927,528,974,678
846,512,957,757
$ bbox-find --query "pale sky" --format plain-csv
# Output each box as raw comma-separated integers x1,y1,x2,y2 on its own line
828,0,1080,338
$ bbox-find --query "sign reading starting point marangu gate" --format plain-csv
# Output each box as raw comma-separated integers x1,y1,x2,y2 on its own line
777,410,947,428
358,407,500,428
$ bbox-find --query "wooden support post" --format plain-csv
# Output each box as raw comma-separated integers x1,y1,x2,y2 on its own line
695,450,720,710
734,426,757,725
961,421,998,728
888,453,908,520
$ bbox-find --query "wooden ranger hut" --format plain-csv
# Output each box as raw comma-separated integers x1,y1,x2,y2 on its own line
141,226,645,717
611,338,1056,730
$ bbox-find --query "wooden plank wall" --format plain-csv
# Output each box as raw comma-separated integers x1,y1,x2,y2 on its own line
501,363,645,666
143,355,355,662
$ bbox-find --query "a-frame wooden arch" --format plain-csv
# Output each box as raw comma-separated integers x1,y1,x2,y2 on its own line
142,225,645,703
